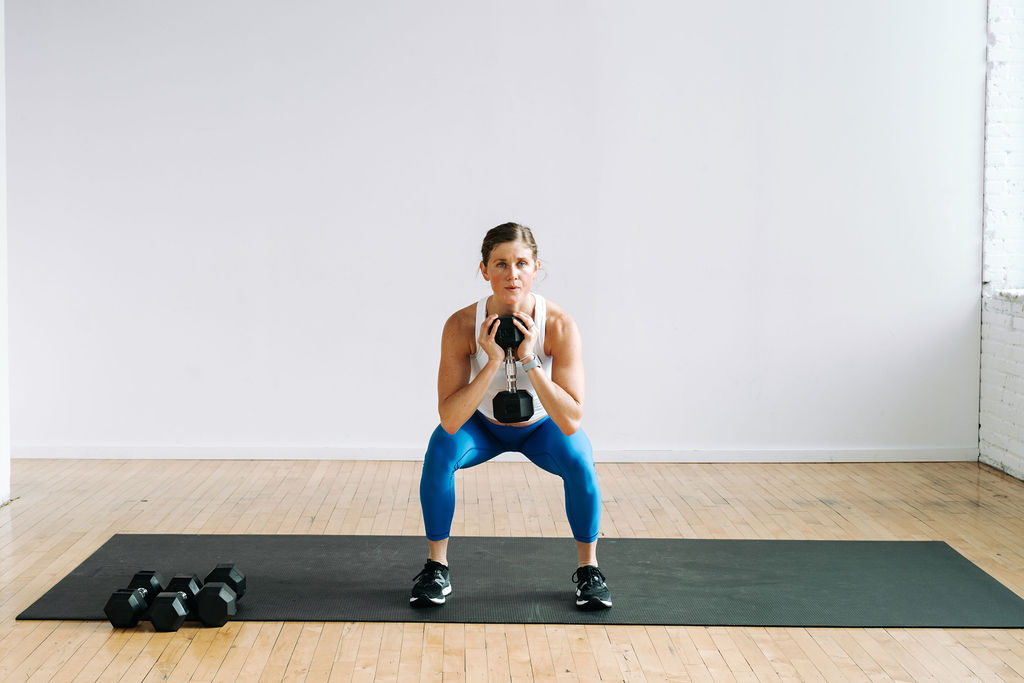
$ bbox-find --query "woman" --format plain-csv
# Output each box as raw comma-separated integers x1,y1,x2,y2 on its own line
412,222,611,610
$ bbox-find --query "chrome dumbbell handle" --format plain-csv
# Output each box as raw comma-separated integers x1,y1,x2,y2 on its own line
493,346,535,424
504,348,517,391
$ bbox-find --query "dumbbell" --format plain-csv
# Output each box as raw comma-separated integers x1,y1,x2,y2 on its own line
104,570,166,628
195,564,247,627
150,564,248,631
491,316,534,424
150,574,203,632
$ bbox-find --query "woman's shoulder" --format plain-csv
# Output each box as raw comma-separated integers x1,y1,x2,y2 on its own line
443,301,480,339
542,297,578,339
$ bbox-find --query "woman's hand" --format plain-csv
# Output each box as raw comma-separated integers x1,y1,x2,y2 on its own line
511,311,538,361
477,314,506,363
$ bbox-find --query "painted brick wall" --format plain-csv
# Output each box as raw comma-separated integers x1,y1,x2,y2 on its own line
981,293,1024,478
981,0,1024,479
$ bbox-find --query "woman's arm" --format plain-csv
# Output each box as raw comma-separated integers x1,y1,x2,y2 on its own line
525,308,585,436
437,310,505,434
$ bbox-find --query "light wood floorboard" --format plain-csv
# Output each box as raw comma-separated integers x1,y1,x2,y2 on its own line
1,459,1023,681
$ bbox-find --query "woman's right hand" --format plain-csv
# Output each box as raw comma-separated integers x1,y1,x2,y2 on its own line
477,313,506,363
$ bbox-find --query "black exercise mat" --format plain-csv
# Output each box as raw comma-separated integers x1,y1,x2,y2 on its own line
17,535,1024,627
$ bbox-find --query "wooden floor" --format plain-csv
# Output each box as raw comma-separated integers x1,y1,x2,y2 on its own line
2,459,1024,682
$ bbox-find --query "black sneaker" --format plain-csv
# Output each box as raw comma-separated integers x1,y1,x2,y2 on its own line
410,560,451,607
573,565,612,610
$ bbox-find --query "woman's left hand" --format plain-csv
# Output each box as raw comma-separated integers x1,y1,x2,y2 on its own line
511,311,538,361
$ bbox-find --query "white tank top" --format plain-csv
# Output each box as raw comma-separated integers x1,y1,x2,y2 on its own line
469,293,552,423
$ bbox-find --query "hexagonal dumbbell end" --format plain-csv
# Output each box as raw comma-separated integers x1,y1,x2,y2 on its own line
205,564,246,601
126,570,166,607
196,582,238,627
104,588,148,628
493,390,534,423
165,574,203,614
493,316,525,349
150,592,189,632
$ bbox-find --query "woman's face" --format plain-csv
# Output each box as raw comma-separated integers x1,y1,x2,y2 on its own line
480,240,538,309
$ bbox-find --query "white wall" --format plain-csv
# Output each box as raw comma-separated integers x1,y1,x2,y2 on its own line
981,292,1024,479
980,0,1024,480
0,0,7,497
1,0,10,501
7,1,986,461
983,0,1024,293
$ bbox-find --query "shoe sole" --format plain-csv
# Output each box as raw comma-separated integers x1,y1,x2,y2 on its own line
576,597,612,610
410,584,452,607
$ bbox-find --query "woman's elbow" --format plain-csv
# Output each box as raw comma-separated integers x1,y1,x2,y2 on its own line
560,401,584,435
558,416,582,436
438,407,464,435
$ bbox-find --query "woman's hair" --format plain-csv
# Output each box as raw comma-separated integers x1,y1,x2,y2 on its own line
480,222,539,265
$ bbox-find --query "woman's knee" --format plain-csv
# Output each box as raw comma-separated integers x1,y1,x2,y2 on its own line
422,425,462,479
564,457,600,499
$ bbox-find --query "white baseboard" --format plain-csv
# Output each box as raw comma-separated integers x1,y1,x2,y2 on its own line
14,446,425,461
13,445,979,463
594,447,978,463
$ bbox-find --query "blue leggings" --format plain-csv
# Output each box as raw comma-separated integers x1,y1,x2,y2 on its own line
420,412,601,543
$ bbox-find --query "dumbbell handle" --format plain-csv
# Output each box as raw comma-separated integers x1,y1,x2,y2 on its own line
504,348,517,392
157,590,192,603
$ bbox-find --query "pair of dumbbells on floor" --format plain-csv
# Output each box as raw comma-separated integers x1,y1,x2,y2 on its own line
104,564,246,632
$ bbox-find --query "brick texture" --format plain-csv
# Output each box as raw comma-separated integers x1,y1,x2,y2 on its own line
981,1,1024,479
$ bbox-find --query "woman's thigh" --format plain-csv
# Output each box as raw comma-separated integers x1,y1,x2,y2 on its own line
425,413,507,472
517,419,594,477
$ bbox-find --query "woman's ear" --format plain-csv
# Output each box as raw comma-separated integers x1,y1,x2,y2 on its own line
479,261,489,281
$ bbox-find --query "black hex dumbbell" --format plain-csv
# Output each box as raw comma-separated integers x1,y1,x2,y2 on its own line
195,564,247,627
104,570,167,628
205,564,246,600
491,316,534,424
150,574,202,632
150,565,248,630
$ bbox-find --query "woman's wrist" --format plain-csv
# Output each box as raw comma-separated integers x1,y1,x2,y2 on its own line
520,354,542,373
